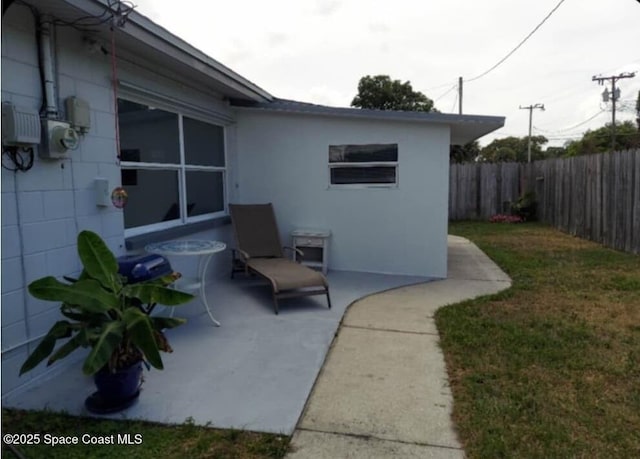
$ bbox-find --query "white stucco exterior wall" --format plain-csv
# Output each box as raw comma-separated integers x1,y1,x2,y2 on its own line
1,5,236,395
233,110,450,278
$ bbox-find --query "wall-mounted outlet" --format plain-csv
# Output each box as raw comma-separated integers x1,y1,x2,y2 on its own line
40,119,79,159
94,177,110,207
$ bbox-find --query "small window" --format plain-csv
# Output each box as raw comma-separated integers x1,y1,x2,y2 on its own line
329,144,398,187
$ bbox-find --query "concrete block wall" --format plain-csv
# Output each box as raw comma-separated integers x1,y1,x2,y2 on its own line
1,4,236,396
235,110,450,278
1,5,127,394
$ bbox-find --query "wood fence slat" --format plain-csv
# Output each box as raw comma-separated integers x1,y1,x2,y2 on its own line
568,157,577,236
613,152,623,250
502,163,520,213
631,149,640,254
574,156,586,238
594,153,603,243
602,153,612,248
622,150,634,253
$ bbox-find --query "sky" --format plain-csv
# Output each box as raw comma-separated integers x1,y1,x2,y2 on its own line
134,0,640,147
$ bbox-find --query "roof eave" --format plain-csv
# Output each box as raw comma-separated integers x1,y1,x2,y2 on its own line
60,0,273,103
232,99,505,144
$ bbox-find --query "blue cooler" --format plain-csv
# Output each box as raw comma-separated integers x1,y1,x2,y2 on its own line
117,254,172,283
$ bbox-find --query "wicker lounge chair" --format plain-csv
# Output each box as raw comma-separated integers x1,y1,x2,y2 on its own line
229,203,331,314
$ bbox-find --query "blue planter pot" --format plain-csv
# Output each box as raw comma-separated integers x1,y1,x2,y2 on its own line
86,362,142,414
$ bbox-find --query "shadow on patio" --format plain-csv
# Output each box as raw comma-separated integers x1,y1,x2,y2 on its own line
3,267,431,435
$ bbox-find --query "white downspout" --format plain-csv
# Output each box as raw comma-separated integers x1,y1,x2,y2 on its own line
38,15,58,119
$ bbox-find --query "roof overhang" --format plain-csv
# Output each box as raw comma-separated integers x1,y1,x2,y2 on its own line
232,99,505,145
10,0,273,103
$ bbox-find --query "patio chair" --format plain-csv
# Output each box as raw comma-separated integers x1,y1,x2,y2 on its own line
229,203,331,314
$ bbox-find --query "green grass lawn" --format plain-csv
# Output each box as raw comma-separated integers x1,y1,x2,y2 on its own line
1,409,288,459
438,222,640,458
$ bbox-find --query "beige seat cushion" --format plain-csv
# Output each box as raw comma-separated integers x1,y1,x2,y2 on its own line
247,258,327,292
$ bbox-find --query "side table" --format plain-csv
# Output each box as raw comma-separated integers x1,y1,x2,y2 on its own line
291,229,331,275
145,240,226,326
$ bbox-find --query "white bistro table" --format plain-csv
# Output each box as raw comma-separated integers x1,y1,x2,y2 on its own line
145,240,226,326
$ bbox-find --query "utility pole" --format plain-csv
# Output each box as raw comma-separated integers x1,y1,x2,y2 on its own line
519,103,545,163
458,76,463,115
592,72,636,152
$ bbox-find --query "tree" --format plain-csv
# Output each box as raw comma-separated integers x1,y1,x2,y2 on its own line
351,75,436,112
564,120,640,156
544,146,566,158
478,136,548,163
450,141,481,163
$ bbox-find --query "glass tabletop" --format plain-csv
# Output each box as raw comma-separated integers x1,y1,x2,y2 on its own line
145,240,226,256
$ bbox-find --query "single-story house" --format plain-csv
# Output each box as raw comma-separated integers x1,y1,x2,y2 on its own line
1,0,504,396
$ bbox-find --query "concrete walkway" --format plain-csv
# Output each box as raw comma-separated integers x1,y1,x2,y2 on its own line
286,236,512,458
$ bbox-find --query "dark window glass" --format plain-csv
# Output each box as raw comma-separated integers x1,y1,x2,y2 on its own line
183,117,225,167
330,166,396,184
118,99,180,164
122,169,179,228
329,144,398,163
185,171,224,217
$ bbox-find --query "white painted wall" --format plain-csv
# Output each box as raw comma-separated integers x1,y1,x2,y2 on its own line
233,110,450,278
1,5,235,396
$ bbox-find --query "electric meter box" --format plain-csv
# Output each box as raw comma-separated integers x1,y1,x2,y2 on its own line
40,119,79,159
1,102,41,146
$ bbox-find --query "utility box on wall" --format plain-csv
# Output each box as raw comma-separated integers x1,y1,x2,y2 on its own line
1,102,41,146
40,119,79,159
66,96,91,133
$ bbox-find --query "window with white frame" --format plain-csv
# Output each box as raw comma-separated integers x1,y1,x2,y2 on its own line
328,143,398,187
118,99,226,235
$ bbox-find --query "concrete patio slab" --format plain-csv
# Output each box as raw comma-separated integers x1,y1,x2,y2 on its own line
287,430,465,459
2,269,429,435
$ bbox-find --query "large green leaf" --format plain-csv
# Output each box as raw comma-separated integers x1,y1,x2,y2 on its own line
151,316,187,330
122,308,163,370
47,329,90,365
77,230,118,291
20,321,73,375
60,304,98,323
82,322,125,375
123,284,194,306
29,278,119,313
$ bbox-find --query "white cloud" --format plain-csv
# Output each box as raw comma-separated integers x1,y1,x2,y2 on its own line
132,0,640,145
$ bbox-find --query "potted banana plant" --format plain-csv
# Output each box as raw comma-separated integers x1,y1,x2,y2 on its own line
19,230,194,412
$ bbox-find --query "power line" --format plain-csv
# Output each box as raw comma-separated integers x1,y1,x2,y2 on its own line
533,110,605,133
425,81,458,91
434,84,457,102
465,0,567,83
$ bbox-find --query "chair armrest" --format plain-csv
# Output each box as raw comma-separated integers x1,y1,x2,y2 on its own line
232,248,251,260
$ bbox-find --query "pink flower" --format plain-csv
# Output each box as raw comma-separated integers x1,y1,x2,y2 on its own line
489,214,523,223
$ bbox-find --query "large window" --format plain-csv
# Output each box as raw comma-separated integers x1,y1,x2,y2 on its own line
118,99,226,235
328,143,398,187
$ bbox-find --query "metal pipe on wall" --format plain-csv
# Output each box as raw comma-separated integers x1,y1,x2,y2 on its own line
38,14,59,118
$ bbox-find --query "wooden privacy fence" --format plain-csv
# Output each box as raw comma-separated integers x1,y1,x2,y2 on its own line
449,149,640,254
